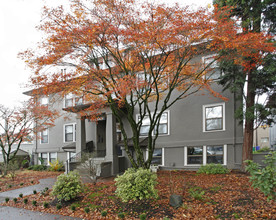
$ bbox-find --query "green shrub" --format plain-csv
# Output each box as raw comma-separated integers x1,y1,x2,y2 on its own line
13,198,17,203
101,210,108,217
139,213,147,220
20,183,24,186
33,190,37,194
23,198,28,204
8,184,12,188
70,205,76,211
84,207,90,213
49,159,64,171
115,168,158,202
118,212,125,219
43,202,49,208
245,151,276,201
28,165,47,171
56,203,62,210
19,193,23,198
5,198,9,203
32,200,37,206
257,147,271,153
197,164,229,174
51,171,83,202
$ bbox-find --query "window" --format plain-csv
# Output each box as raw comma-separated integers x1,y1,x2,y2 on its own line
152,149,162,165
185,145,227,166
116,122,122,142
187,146,203,164
49,152,57,163
64,94,83,107
203,103,225,132
207,145,223,164
64,124,76,142
64,94,74,107
40,153,48,165
41,129,49,144
154,112,168,135
261,137,269,143
40,97,49,106
138,111,169,136
140,115,150,136
203,56,222,80
68,152,76,162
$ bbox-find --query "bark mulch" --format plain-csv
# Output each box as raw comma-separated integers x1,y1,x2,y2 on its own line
0,170,62,192
1,170,275,219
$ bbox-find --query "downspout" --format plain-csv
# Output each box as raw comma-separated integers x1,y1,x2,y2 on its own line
233,91,237,166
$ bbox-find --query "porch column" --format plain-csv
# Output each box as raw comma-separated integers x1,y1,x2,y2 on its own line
105,112,119,175
76,116,86,154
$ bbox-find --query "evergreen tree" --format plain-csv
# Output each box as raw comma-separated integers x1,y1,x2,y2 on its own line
214,0,276,170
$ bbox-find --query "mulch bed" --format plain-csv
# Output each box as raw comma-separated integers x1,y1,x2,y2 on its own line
0,170,62,192
1,170,275,219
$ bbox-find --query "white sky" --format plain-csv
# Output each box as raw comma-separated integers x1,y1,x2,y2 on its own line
0,0,212,108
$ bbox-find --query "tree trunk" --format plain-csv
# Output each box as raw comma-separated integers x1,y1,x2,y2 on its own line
241,73,256,171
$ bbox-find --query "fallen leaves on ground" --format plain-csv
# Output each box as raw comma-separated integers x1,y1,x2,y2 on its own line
1,170,275,219
0,170,62,192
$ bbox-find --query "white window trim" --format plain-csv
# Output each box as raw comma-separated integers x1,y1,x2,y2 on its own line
146,148,164,166
203,102,225,132
202,54,223,81
40,128,49,144
63,94,83,108
184,145,227,166
39,152,50,166
40,96,49,106
49,152,57,163
136,110,170,137
63,123,76,143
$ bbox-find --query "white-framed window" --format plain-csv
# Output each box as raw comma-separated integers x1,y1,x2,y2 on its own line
185,145,227,166
67,152,76,161
64,123,76,142
40,97,49,106
40,129,49,144
206,145,224,164
64,94,83,107
39,153,48,165
202,55,222,80
187,146,203,165
146,148,164,166
49,152,57,163
261,137,269,143
203,103,225,132
138,111,170,136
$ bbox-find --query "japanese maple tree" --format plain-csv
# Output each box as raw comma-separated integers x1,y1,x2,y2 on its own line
20,0,275,169
0,101,58,175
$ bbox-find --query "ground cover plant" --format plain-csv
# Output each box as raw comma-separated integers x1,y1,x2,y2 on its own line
1,170,275,219
0,170,62,192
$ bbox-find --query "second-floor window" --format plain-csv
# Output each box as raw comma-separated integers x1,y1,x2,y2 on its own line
138,111,169,136
64,124,76,142
64,94,83,107
203,103,225,132
41,129,49,144
40,97,49,106
203,56,222,80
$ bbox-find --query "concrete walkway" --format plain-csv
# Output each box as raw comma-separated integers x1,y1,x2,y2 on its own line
0,178,81,220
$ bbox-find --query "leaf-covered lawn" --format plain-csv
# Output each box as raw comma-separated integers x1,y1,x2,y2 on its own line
0,170,62,192
1,170,275,219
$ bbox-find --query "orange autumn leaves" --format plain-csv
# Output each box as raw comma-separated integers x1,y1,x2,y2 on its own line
19,0,275,118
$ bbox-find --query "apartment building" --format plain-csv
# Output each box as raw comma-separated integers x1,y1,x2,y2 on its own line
24,55,244,176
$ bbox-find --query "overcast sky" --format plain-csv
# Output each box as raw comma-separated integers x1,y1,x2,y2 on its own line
0,0,212,108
